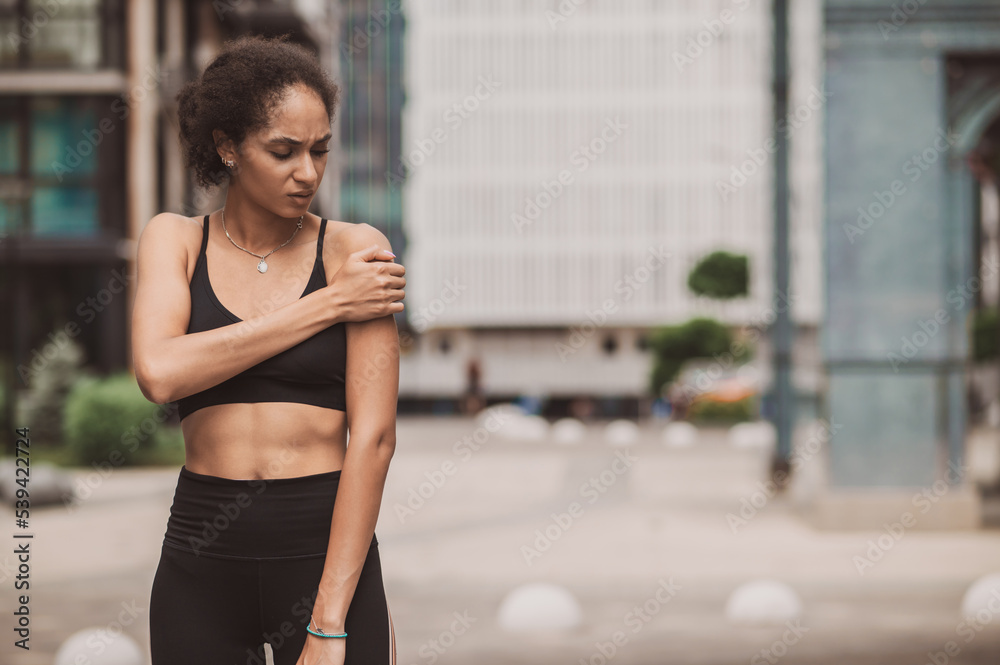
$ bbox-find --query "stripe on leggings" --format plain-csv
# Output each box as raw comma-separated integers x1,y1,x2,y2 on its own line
387,601,395,665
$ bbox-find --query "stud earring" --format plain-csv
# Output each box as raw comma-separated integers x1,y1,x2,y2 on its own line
225,158,235,169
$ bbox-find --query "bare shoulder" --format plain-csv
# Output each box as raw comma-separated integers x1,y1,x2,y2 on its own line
322,220,393,274
137,212,206,277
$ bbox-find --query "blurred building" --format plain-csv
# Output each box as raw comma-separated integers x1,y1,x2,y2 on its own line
1,0,130,381
0,0,406,431
399,0,824,416
817,0,1000,527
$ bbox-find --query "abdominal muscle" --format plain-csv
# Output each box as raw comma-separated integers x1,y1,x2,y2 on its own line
180,402,347,479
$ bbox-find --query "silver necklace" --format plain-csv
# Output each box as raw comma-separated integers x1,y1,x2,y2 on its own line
221,208,304,274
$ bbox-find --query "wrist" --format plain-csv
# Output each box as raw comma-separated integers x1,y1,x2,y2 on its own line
309,613,346,635
318,282,344,326
309,612,346,634
311,597,348,630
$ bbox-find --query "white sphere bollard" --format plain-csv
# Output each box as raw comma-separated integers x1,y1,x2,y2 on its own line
56,628,145,665
725,579,803,625
728,421,777,450
475,402,525,430
662,421,698,448
604,419,639,447
961,573,1000,624
497,582,583,632
552,418,586,445
496,414,549,442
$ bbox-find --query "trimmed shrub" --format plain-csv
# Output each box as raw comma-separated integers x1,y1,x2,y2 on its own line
16,336,89,448
688,396,756,423
63,372,169,466
648,317,733,396
973,307,999,361
687,251,749,299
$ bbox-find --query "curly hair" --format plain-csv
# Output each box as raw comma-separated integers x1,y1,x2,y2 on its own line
176,34,340,188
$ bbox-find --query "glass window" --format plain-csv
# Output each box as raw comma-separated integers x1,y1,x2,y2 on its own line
31,186,98,235
0,0,121,70
31,97,97,176
0,111,17,173
0,95,123,237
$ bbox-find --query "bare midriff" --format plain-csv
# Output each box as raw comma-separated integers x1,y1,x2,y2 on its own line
180,402,347,479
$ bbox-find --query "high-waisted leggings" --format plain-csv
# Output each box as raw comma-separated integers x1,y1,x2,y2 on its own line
149,465,394,665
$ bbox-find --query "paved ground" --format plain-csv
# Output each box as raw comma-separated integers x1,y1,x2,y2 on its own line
3,415,1000,664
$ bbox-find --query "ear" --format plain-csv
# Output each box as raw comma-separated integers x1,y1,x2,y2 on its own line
213,129,237,164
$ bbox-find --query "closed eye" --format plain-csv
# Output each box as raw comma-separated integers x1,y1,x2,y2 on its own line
270,149,329,160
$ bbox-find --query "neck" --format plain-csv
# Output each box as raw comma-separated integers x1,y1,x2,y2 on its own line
221,187,304,252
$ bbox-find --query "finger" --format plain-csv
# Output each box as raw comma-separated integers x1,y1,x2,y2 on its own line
354,244,395,262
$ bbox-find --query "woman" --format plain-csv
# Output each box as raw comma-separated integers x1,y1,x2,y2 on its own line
131,35,404,665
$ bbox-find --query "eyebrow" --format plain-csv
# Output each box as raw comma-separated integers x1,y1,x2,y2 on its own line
267,133,333,146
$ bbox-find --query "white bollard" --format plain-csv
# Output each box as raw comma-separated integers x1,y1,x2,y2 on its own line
961,573,1000,624
552,418,586,445
725,579,803,625
475,402,525,429
728,421,776,451
56,628,145,665
497,582,582,632
604,419,639,447
662,421,698,448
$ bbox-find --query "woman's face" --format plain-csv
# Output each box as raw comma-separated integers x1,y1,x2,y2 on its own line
225,82,331,219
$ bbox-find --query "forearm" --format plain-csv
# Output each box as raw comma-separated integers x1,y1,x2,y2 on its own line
136,287,340,404
311,435,395,629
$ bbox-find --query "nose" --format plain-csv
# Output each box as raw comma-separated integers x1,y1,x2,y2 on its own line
293,152,318,186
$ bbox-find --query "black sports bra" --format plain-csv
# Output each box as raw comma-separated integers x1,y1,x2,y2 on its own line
175,214,347,420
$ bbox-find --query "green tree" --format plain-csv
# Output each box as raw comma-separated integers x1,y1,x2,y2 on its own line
687,250,749,299
648,318,734,396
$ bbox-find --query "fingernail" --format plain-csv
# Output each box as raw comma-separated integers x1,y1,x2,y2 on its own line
385,250,396,257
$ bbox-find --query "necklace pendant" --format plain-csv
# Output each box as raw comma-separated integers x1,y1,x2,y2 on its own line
257,259,268,274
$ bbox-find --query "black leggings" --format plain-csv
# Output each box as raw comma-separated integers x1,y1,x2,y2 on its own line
149,466,394,665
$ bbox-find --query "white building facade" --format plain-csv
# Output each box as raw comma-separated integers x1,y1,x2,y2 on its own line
398,0,823,408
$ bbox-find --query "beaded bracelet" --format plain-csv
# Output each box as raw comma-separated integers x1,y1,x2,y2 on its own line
307,616,347,639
